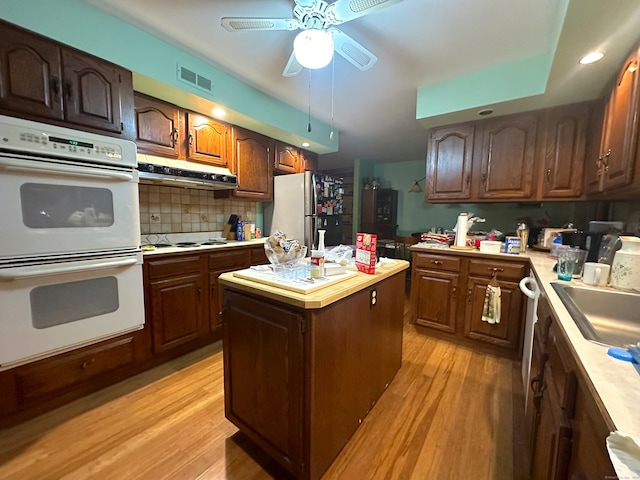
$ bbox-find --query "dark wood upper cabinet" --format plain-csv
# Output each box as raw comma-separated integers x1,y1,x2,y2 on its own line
133,93,182,158
60,49,127,133
597,46,640,192
538,104,590,199
0,22,63,120
300,149,318,172
0,20,133,137
274,141,300,174
477,113,538,200
426,124,474,201
186,112,232,167
231,126,274,201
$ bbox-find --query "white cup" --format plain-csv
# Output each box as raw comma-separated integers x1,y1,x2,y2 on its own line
582,262,610,286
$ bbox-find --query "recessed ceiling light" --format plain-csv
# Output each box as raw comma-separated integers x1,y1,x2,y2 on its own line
212,107,226,117
579,51,604,65
478,109,493,116
302,142,310,147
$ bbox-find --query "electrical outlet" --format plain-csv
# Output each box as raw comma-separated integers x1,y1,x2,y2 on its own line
150,213,161,224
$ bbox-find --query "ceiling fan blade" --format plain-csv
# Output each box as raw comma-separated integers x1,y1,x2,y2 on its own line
327,0,403,24
329,29,377,71
283,51,303,77
221,17,300,32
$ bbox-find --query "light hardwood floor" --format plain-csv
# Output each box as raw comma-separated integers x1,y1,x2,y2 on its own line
0,298,529,480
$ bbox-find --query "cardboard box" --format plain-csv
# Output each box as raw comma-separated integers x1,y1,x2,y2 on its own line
355,233,377,274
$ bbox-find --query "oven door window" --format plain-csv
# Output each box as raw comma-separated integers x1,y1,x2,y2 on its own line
30,276,119,329
20,183,115,229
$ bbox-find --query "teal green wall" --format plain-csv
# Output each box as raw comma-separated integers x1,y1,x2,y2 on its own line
0,0,336,153
355,158,584,236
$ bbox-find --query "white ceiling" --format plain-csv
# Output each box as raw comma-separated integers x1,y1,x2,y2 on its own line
86,0,640,168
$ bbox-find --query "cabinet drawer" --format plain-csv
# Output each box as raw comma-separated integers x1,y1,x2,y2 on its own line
547,322,577,415
413,252,461,272
208,249,248,270
147,255,201,279
468,258,527,281
13,336,135,404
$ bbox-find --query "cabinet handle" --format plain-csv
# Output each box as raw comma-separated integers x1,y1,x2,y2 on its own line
171,128,179,147
603,150,610,172
467,288,472,304
530,374,542,392
63,80,72,100
197,287,201,300
431,260,443,265
465,174,470,186
51,75,61,102
188,132,194,148
81,359,95,369
546,168,552,184
481,173,487,186
452,286,457,302
487,267,504,273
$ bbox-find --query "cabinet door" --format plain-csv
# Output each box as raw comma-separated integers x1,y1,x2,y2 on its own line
540,104,589,198
223,290,304,478
61,49,126,133
531,364,572,480
600,48,640,191
232,127,274,200
208,249,250,335
300,149,317,172
463,277,523,351
478,114,537,199
412,269,460,333
274,141,300,174
134,93,182,158
186,113,231,167
149,273,206,354
426,124,474,201
0,22,64,120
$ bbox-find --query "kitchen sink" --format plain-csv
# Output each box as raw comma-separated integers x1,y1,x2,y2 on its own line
551,283,640,348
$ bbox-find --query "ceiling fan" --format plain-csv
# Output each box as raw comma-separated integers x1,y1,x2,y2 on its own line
221,0,403,77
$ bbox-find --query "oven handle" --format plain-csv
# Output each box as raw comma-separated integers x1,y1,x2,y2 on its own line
0,257,139,281
0,157,134,182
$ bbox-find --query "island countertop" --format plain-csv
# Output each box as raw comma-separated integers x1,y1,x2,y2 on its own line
218,259,409,309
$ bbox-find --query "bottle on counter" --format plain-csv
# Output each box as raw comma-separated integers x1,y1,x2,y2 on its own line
318,229,326,252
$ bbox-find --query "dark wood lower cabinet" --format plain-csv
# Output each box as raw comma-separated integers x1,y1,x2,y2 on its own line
222,271,405,480
411,251,527,357
527,294,616,479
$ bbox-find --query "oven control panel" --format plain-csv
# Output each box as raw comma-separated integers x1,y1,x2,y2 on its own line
0,114,136,168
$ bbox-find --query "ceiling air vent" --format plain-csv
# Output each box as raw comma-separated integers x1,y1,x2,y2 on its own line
177,64,213,94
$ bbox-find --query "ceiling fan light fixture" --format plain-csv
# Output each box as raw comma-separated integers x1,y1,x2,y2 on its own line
294,29,334,69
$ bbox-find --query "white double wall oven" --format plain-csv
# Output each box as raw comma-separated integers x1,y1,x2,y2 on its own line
0,114,144,370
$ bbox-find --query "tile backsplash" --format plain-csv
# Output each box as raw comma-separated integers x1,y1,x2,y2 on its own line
139,184,257,234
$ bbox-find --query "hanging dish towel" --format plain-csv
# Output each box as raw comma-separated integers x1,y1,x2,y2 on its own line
482,284,501,324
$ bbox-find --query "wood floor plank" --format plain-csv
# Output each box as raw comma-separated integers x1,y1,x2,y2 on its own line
0,298,529,480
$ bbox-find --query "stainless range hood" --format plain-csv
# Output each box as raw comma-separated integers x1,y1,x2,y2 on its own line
137,154,238,190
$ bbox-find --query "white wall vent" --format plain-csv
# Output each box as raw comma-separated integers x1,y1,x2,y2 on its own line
177,64,213,94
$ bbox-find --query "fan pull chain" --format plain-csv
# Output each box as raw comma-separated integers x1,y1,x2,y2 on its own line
330,55,335,140
307,69,312,133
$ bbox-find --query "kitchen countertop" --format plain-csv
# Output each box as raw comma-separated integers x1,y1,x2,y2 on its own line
412,243,640,443
141,238,265,256
218,259,409,309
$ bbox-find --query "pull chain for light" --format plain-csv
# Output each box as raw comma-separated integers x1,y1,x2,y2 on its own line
330,55,335,140
307,69,312,133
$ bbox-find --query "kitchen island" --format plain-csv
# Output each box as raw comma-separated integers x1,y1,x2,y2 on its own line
218,260,408,480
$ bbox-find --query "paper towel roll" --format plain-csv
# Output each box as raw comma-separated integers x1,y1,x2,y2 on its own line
455,213,468,247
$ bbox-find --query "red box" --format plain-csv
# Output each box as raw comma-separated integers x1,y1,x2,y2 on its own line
355,233,377,274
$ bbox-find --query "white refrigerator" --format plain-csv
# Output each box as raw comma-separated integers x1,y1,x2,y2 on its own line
264,172,344,251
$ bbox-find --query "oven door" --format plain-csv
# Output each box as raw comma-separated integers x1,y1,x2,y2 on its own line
0,252,144,370
0,153,140,261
